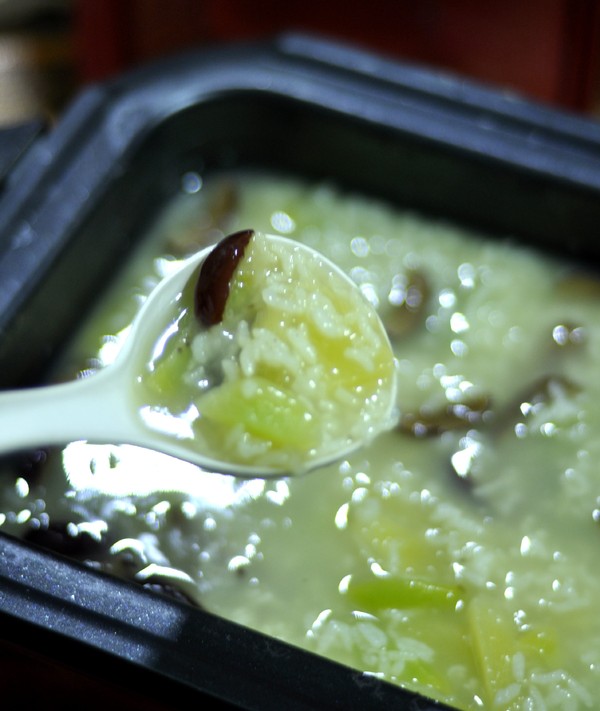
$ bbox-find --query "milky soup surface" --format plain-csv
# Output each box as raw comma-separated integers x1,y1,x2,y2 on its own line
2,172,600,710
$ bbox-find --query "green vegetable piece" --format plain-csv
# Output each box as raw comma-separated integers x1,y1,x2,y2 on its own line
143,319,193,412
196,376,319,450
467,596,557,706
345,573,462,612
401,657,456,703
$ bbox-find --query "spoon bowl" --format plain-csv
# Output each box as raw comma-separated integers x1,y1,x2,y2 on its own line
0,233,398,478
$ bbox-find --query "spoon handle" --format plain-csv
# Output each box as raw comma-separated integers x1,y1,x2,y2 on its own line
0,371,126,454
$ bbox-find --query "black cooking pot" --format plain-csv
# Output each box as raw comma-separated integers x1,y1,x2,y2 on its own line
1,33,600,709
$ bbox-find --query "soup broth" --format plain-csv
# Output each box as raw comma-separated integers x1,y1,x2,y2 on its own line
2,172,600,709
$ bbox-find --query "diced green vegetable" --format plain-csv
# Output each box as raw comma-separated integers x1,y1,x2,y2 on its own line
345,573,462,611
143,312,193,412
196,376,319,450
467,596,557,706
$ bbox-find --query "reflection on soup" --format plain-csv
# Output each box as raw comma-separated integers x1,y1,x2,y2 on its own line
1,172,600,710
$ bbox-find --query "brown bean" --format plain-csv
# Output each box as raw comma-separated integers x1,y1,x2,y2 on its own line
486,374,579,436
556,272,600,300
194,229,254,326
384,269,430,340
399,392,491,437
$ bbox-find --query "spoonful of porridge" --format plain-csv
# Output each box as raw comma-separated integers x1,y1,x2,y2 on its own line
0,230,397,477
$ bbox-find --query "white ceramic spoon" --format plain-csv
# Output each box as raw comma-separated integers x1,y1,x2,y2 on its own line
0,233,397,478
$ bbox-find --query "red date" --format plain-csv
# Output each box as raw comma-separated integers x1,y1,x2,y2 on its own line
194,229,254,326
